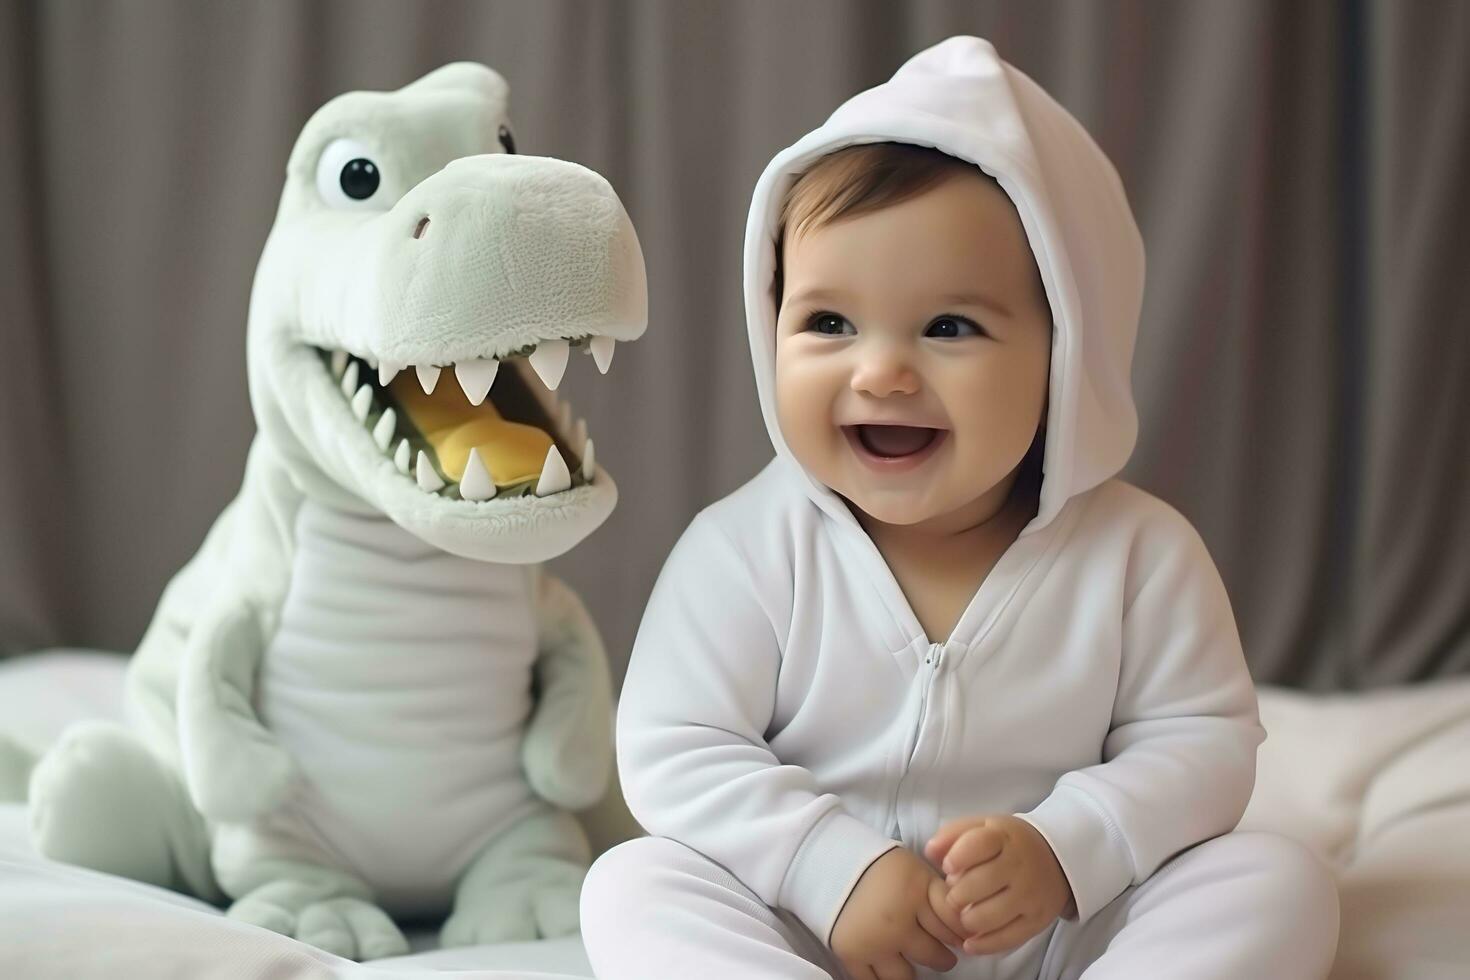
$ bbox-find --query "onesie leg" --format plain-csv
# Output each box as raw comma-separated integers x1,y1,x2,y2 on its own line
580,836,844,980
1036,830,1340,980
218,857,409,961
28,720,221,902
441,803,591,946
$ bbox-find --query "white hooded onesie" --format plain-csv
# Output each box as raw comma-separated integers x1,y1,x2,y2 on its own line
581,35,1340,980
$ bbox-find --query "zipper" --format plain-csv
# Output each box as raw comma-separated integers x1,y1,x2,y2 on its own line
885,642,945,842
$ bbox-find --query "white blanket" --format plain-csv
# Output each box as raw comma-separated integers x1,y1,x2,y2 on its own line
3,652,1469,978
1238,676,1470,979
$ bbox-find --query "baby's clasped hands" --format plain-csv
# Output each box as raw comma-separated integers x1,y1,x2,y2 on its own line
925,815,1076,957
830,846,966,980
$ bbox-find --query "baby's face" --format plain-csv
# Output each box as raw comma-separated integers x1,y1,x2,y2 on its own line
774,171,1052,528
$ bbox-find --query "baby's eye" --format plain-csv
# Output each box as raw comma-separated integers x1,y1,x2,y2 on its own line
807,313,854,336
925,316,983,339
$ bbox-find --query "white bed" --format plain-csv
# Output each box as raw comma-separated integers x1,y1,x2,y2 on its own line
2,651,1468,978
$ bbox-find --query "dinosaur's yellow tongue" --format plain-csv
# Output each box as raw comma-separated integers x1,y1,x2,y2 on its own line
387,374,552,485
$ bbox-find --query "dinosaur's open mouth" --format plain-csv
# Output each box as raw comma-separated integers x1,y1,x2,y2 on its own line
314,335,616,501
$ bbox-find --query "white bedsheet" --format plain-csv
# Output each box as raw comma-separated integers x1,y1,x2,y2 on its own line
3,651,1469,978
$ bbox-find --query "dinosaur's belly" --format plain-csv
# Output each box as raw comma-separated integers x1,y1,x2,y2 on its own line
255,499,539,911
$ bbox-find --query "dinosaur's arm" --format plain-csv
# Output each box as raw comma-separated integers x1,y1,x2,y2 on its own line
172,440,304,824
522,568,614,811
123,436,302,773
177,591,298,823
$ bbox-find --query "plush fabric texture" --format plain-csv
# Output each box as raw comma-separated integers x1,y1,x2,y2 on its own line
16,60,647,962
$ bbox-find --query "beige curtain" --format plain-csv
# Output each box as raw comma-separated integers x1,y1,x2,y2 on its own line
1,0,1466,691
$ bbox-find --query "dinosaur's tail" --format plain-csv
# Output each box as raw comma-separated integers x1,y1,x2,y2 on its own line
0,732,36,802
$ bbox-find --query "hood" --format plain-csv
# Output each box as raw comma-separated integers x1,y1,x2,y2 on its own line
742,35,1144,537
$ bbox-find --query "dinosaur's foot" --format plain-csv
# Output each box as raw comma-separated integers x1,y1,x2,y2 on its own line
227,873,409,961
28,720,218,898
440,865,583,946
441,806,590,946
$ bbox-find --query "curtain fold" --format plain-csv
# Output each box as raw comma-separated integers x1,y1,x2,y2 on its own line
0,0,68,652
1,0,1465,690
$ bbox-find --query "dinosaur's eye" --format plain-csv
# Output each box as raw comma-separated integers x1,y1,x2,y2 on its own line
339,158,379,199
315,138,388,210
498,125,516,155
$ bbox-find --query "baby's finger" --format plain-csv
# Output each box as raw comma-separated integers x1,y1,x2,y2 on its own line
947,864,1008,910
873,955,915,980
918,889,964,948
959,885,1020,938
925,816,987,865
942,825,1006,876
904,923,959,972
843,961,879,980
963,914,1034,957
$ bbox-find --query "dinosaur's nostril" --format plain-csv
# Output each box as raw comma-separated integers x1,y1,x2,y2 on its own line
412,216,431,240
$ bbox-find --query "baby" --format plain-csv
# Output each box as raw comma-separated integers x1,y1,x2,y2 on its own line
581,36,1340,980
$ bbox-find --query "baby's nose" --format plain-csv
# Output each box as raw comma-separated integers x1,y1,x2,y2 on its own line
850,350,921,397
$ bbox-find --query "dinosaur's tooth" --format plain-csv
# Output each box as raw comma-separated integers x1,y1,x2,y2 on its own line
534,445,571,496
373,407,396,450
394,439,411,474
528,339,570,390
415,451,444,492
351,384,373,422
574,417,588,453
589,336,616,374
460,447,497,501
455,358,499,407
557,400,574,435
415,364,442,395
331,350,348,377
378,362,402,386
365,354,378,370
581,438,595,483
340,361,360,397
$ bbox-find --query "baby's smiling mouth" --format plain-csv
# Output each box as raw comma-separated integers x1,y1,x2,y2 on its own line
844,424,945,459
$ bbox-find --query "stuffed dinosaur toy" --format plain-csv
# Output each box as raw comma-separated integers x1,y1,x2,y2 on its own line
21,61,646,960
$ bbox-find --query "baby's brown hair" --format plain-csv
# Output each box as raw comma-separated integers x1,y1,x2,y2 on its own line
773,142,1003,309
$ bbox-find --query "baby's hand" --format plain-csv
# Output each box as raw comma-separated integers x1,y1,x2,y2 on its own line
830,847,963,979
924,815,1074,956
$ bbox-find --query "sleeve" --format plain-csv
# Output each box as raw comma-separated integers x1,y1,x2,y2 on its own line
1013,510,1266,924
616,514,899,945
